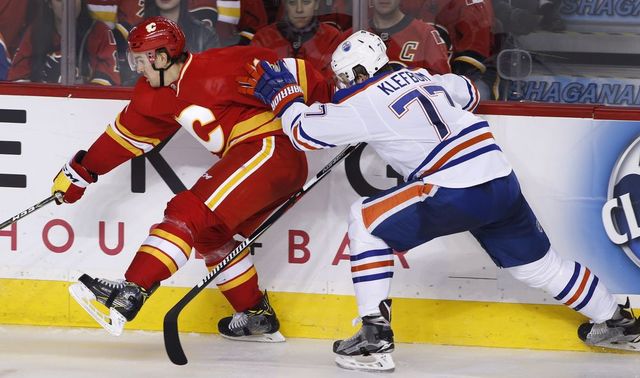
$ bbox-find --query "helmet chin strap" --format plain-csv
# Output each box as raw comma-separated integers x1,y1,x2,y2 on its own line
152,60,175,87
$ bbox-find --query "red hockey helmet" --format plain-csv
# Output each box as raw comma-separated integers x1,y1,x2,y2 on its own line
128,16,186,58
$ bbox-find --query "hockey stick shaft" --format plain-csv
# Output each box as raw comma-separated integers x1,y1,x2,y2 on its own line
0,192,61,230
163,143,361,365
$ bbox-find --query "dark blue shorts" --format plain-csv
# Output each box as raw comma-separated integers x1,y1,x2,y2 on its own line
363,172,550,268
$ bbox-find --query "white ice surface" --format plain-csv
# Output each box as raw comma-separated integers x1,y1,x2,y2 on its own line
1,325,639,378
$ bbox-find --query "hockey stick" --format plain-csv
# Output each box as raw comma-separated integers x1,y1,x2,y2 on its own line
164,143,362,365
0,192,62,230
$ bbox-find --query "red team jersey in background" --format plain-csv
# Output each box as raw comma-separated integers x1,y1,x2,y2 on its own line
402,0,493,74
251,22,343,77
8,22,119,85
0,0,29,58
346,15,450,75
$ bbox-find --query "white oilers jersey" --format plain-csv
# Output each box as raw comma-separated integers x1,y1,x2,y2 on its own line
281,67,513,188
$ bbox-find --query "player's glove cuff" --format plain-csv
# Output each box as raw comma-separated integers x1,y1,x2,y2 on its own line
52,150,98,204
271,84,304,117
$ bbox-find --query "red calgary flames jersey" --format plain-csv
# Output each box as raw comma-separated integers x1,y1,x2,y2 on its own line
348,16,450,74
82,46,331,175
402,0,493,67
250,23,343,78
8,22,119,85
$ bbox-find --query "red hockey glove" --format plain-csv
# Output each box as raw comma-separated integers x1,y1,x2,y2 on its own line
238,59,304,117
51,150,98,204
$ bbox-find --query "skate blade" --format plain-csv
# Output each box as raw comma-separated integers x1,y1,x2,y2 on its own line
220,330,285,343
591,337,640,352
335,353,395,372
68,282,126,336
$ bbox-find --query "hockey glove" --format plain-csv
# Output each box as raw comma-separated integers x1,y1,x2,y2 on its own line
238,59,304,117
40,53,62,83
51,150,98,204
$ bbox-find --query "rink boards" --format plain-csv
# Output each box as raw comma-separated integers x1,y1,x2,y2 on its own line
1,88,639,351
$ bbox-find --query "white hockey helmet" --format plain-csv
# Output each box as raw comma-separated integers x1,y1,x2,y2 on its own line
331,30,389,88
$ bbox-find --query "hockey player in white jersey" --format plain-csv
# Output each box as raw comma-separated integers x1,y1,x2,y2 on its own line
239,30,640,372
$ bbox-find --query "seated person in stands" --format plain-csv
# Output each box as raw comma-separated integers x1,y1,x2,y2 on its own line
402,0,496,98
0,32,9,80
0,0,32,63
250,0,343,78
144,0,220,52
351,0,450,75
316,0,352,32
8,0,119,85
88,0,221,85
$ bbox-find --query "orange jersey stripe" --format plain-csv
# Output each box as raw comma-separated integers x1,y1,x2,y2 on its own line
420,132,494,177
351,260,394,272
566,269,591,306
362,183,433,230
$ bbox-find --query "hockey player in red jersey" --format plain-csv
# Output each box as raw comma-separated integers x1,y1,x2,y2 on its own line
250,0,344,78
402,0,495,96
346,0,450,75
57,16,332,340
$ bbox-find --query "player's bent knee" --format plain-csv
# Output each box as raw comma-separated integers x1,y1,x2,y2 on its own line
164,190,215,233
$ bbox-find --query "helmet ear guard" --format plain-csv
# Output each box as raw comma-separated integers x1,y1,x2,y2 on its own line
331,30,389,88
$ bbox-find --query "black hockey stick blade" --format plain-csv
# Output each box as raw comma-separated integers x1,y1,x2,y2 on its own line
163,143,361,365
0,192,61,230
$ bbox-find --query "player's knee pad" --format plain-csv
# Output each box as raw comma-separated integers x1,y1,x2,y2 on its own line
200,239,239,266
164,190,214,237
347,198,390,254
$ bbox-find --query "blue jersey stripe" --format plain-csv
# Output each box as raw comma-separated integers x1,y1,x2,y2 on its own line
462,77,475,110
424,144,502,177
574,276,599,311
350,248,393,261
297,122,336,148
352,272,394,283
554,262,581,301
408,121,490,180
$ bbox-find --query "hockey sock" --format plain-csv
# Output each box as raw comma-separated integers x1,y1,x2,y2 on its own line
506,247,618,323
125,221,193,291
211,248,262,312
348,199,395,317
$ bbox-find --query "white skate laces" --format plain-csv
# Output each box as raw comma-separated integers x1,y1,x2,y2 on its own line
68,281,126,336
229,312,248,330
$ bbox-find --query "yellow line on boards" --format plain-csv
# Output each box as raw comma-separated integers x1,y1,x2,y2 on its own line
0,278,619,353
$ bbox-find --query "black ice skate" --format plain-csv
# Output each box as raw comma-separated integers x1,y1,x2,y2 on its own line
578,297,640,351
68,273,155,336
333,299,395,372
217,291,285,342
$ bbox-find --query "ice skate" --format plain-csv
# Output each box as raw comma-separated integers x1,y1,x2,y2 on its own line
217,291,285,342
333,299,395,372
68,273,154,336
578,298,640,351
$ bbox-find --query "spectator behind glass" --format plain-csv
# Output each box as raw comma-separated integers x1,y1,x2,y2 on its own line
316,0,351,32
145,0,220,52
0,32,9,80
0,0,32,60
8,0,119,85
250,0,343,78
402,0,495,97
259,0,352,32
346,0,450,75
